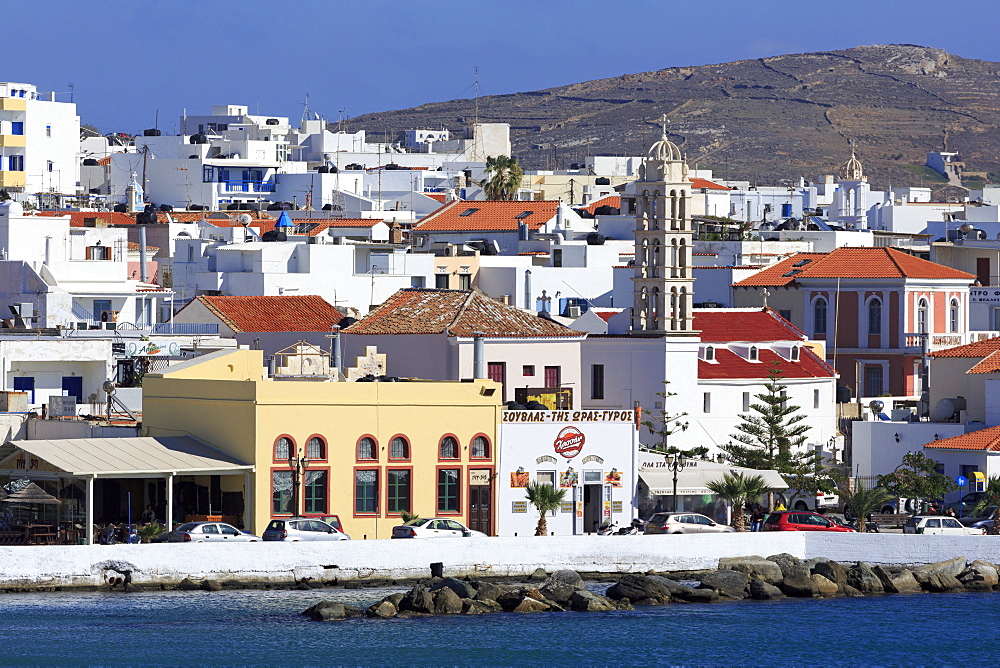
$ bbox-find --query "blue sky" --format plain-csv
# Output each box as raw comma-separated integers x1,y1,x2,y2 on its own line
10,0,1000,133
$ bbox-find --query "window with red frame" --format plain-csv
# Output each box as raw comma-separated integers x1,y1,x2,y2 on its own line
389,436,409,460
274,436,292,461
357,436,377,461
439,436,459,459
437,468,460,513
306,436,325,460
470,435,490,459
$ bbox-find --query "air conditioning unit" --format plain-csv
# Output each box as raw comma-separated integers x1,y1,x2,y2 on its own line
566,305,582,318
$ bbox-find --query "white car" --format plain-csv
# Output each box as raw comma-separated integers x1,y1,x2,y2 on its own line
903,515,985,535
165,522,261,542
391,518,487,538
643,512,736,534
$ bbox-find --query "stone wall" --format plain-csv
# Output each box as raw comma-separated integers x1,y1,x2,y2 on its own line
4,533,1000,590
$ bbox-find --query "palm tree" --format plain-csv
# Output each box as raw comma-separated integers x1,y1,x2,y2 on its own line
399,510,420,524
525,482,567,536
972,476,1000,535
706,472,770,531
840,480,891,532
481,155,524,200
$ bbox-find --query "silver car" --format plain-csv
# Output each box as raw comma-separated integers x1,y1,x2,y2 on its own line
165,522,261,543
262,518,351,541
643,512,736,534
391,517,487,538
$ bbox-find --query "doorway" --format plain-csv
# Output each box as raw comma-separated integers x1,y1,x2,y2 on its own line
468,484,492,535
62,376,83,403
583,484,603,533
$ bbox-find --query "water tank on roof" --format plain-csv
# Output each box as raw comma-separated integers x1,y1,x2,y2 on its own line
266,118,279,125
113,204,127,213
143,129,161,136
261,230,287,242
187,204,205,211
190,134,208,144
570,162,585,170
385,163,400,170
338,316,357,329
931,397,966,422
159,204,173,212
82,158,99,166
586,232,606,245
837,385,853,404
595,177,610,185
317,166,329,173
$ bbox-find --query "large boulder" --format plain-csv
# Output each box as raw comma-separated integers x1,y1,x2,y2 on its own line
570,590,616,612
697,570,749,599
968,561,1000,587
676,587,719,603
367,600,397,618
920,573,964,593
847,563,885,594
399,585,435,614
513,597,552,613
430,577,477,600
473,581,512,603
528,568,549,582
433,587,464,614
767,553,806,579
546,570,584,589
810,574,840,597
539,582,577,606
888,570,923,594
872,565,899,594
749,579,785,600
780,573,819,598
496,590,528,612
719,557,783,585
605,574,674,603
914,556,966,580
303,601,348,621
811,560,849,587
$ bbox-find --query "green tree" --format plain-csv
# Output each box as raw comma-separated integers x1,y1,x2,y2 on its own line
876,452,957,513
399,510,420,523
840,480,892,531
524,482,567,536
642,381,707,458
481,155,524,200
719,363,823,508
705,472,770,531
971,477,1000,535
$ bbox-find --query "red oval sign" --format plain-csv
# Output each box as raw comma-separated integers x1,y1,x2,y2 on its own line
553,426,585,459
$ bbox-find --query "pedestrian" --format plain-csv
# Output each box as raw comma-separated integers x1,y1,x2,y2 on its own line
774,500,786,512
750,505,764,532
141,504,155,523
944,507,956,518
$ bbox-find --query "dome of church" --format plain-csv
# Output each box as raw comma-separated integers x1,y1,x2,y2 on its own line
841,151,864,181
647,134,683,162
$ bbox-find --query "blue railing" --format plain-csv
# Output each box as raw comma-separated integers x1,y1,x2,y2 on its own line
152,323,220,335
222,181,275,193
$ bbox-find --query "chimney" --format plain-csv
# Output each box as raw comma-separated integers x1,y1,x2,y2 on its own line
473,332,486,380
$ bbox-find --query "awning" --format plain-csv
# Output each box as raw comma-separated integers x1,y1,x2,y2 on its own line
0,436,253,477
639,467,787,496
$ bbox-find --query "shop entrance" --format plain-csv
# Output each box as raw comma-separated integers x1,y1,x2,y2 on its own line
583,484,603,533
468,484,492,535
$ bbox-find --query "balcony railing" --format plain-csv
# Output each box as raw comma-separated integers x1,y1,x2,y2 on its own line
221,181,275,193
152,323,220,335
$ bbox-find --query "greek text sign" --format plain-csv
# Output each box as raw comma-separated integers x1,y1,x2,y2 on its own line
503,410,635,423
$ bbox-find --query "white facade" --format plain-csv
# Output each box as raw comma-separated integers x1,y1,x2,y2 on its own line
496,411,638,536
0,337,112,411
0,82,80,198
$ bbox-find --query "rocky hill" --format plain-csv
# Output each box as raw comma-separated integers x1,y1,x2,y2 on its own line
346,45,1000,191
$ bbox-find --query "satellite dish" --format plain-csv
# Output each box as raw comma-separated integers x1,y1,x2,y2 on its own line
238,214,253,227
102,381,117,395
868,399,884,417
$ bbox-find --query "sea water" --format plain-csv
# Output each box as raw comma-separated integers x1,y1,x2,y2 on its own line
0,586,997,666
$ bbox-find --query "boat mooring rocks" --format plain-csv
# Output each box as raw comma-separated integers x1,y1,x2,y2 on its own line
302,554,1000,621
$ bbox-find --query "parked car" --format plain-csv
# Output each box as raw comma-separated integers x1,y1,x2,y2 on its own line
776,478,840,513
959,507,997,526
970,518,995,532
262,518,350,542
165,522,261,542
391,518,486,538
903,515,984,535
643,512,735,534
761,511,856,532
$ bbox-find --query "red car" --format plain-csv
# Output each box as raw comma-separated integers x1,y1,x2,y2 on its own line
761,511,856,532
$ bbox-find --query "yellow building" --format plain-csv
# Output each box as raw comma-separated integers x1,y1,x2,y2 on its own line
142,348,502,538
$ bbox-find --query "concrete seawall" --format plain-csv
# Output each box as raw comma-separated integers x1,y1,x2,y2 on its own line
3,534,1000,591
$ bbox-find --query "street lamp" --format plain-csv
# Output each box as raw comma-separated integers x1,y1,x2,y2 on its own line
288,448,310,517
667,452,688,514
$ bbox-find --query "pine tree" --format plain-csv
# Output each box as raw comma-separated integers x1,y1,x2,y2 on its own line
719,362,824,508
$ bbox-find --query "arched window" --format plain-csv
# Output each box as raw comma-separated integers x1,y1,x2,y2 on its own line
917,298,929,333
390,436,409,461
950,299,960,333
471,435,490,459
356,436,377,461
868,297,882,335
814,298,828,335
705,346,715,362
790,346,800,362
306,436,325,460
274,436,292,461
749,346,759,362
439,436,459,459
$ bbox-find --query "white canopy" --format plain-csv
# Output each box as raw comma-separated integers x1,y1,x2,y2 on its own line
639,466,787,497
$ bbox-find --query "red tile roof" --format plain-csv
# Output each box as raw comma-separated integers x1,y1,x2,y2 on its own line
424,192,447,203
127,241,160,252
699,347,836,380
577,195,621,215
924,426,1000,451
733,248,975,287
96,156,112,167
176,295,344,333
414,200,560,232
689,177,731,191
694,308,808,342
967,351,1000,374
31,211,137,227
592,310,623,323
929,336,1000,359
342,288,582,338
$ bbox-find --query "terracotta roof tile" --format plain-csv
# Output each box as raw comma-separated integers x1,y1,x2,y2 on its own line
127,241,160,252
699,347,836,380
96,156,112,166
694,308,809,342
424,192,447,203
689,177,731,191
32,211,137,227
967,350,1000,374
929,336,1000,359
342,288,582,338
592,310,622,323
733,248,975,287
176,295,344,333
414,200,560,232
924,426,1000,451
577,195,621,215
